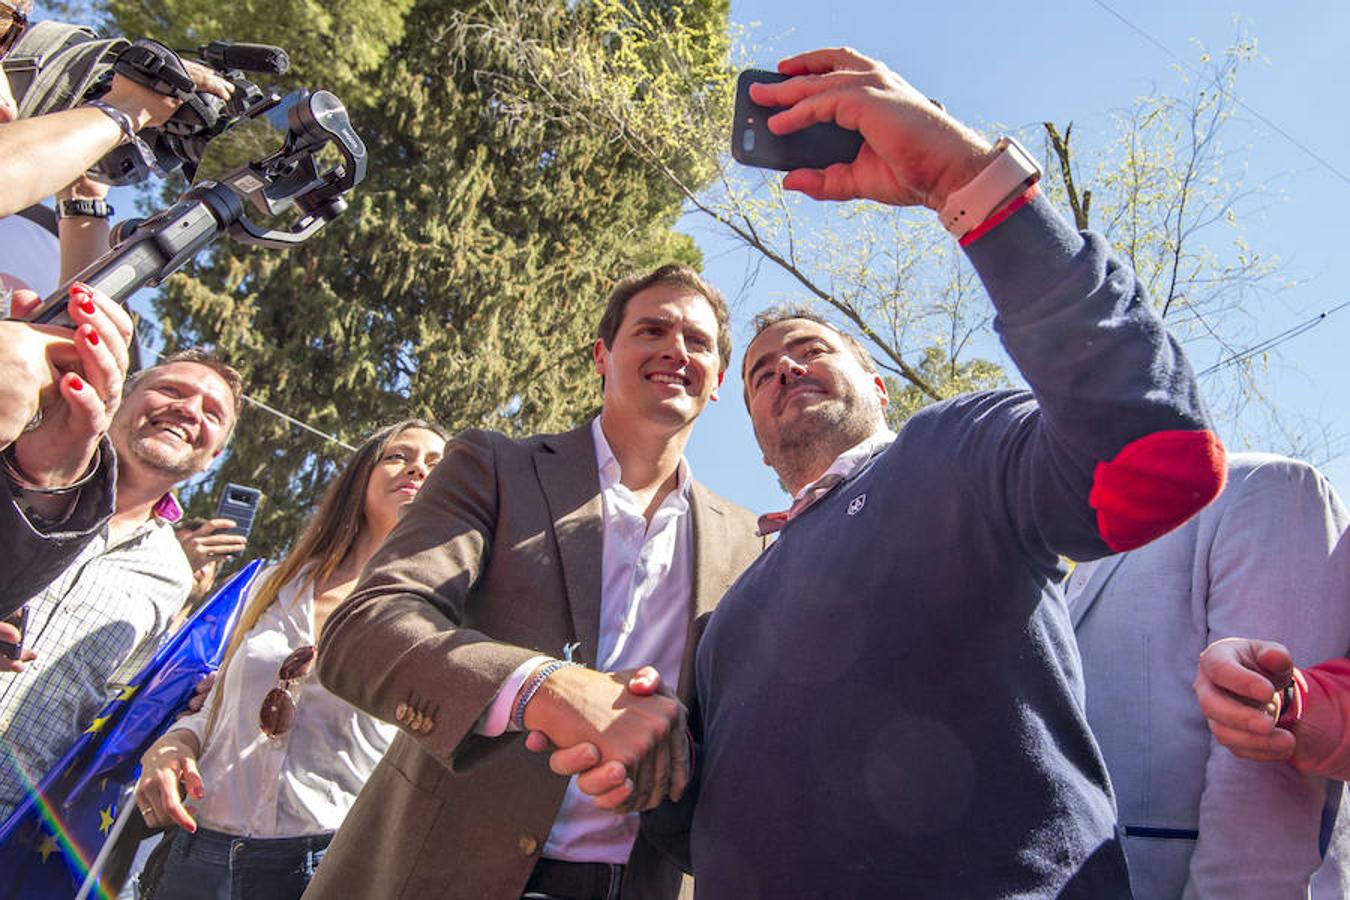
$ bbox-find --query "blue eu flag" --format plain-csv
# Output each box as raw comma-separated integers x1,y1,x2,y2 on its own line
0,560,262,900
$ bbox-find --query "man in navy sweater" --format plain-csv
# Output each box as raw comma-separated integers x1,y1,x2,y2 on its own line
553,47,1227,896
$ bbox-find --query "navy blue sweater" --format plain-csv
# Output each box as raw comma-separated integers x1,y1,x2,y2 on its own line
651,195,1223,899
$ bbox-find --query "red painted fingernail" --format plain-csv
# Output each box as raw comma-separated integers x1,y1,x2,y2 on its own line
79,299,96,315
69,375,84,391
85,328,100,346
71,283,94,313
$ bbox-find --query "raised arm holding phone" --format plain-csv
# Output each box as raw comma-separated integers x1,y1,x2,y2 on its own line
552,46,1225,899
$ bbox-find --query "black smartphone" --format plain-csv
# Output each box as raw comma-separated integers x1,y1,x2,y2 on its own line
731,69,864,172
0,607,29,661
214,483,262,544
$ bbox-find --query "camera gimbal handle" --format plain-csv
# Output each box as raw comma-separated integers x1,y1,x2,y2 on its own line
22,90,365,327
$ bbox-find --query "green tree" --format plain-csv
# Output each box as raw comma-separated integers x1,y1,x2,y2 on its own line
469,7,1010,415
480,19,1299,454
1042,40,1288,434
97,0,726,556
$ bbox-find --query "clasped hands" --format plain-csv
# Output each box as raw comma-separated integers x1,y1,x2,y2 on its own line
520,664,688,814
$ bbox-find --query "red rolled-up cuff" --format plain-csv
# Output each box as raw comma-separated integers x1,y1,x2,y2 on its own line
1089,429,1227,551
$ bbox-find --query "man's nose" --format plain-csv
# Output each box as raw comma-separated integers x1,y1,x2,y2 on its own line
661,333,690,363
168,394,204,421
776,354,807,384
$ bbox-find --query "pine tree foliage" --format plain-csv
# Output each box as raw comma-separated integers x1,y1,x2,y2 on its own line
100,0,722,556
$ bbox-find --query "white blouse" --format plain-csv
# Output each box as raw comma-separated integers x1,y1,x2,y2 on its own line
173,565,394,838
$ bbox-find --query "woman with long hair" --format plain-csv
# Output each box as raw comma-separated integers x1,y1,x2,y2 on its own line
132,418,447,900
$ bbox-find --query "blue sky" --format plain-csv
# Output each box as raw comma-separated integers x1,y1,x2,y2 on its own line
26,1,1345,514
683,0,1350,513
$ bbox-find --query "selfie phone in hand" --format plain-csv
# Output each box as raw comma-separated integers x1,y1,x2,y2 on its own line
0,607,29,660
214,483,262,544
731,69,864,172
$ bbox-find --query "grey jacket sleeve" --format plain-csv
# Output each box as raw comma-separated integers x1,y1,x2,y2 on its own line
1185,456,1350,898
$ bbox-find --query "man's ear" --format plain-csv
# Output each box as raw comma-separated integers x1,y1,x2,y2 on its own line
873,374,889,408
710,369,725,402
592,338,609,377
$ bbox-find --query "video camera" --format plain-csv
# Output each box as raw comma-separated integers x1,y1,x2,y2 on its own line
24,86,366,325
92,38,290,185
9,25,367,326
3,21,292,185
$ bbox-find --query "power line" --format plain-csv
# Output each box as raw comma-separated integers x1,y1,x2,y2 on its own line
1089,0,1350,189
240,394,356,452
1196,300,1350,377
147,348,355,452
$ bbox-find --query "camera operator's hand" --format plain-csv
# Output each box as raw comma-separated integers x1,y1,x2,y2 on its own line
102,59,233,130
748,47,995,212
0,51,231,215
3,285,132,518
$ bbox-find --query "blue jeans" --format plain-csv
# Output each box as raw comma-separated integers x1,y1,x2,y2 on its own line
148,826,331,900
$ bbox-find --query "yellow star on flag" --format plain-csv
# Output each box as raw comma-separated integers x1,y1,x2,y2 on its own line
36,835,57,863
98,806,115,834
115,684,138,701
84,715,111,735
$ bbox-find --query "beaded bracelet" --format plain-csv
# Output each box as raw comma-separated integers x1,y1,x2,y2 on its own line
84,99,166,178
84,99,138,144
511,659,580,731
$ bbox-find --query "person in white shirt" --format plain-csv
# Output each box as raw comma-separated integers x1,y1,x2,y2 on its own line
132,418,447,900
304,264,763,900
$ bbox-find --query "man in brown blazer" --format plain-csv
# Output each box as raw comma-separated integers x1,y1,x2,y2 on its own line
307,264,762,900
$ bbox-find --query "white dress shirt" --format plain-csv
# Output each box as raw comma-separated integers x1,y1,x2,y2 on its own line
479,417,696,864
174,565,395,838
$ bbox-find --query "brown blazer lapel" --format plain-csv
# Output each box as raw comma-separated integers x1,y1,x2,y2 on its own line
676,481,732,700
534,424,604,667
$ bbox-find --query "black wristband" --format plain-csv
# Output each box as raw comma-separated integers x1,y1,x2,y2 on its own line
58,198,115,220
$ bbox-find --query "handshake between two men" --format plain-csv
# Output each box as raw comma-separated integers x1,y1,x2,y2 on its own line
521,664,689,814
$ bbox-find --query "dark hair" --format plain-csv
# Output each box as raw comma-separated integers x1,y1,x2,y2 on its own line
746,305,877,373
595,263,732,373
205,418,447,740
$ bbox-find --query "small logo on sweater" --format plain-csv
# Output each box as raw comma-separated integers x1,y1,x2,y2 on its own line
847,494,867,516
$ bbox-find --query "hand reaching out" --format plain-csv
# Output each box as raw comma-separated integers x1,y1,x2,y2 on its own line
1194,637,1299,761
520,665,688,814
